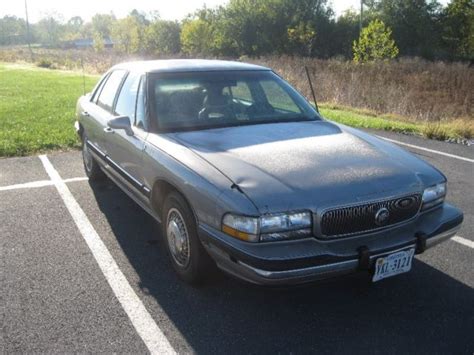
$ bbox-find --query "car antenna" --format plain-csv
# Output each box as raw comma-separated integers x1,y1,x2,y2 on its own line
81,56,86,95
304,66,319,113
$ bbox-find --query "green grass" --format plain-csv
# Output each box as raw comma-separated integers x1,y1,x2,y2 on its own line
320,103,473,140
0,63,98,156
0,63,468,157
319,104,420,134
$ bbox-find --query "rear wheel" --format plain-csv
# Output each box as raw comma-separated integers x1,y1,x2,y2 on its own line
162,191,214,285
82,136,105,181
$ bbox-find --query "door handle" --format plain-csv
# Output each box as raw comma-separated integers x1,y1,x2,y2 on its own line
82,111,90,117
103,127,114,133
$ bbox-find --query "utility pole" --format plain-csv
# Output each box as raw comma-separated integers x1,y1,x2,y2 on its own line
24,0,34,61
359,0,364,35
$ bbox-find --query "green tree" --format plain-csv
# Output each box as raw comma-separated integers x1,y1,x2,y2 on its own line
176,0,335,57
284,0,333,57
371,0,441,58
146,20,181,55
111,15,145,54
129,9,149,27
353,19,399,62
287,22,316,56
180,18,215,55
329,10,360,58
67,16,83,28
215,0,276,56
62,16,84,41
204,0,332,57
92,31,105,52
0,16,27,45
441,0,474,60
91,13,116,39
35,14,63,47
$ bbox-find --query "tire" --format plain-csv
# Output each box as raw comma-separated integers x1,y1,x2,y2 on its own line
82,136,105,181
162,191,214,285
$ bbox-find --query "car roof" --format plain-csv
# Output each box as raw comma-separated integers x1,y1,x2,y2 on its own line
111,59,271,74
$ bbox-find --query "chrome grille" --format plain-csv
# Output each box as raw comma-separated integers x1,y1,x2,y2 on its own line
320,194,422,238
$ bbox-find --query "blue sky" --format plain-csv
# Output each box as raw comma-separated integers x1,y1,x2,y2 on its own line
0,0,414,23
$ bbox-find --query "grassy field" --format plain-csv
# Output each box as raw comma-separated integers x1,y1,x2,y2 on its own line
0,63,98,156
254,56,474,123
0,62,469,157
319,104,472,141
2,48,473,121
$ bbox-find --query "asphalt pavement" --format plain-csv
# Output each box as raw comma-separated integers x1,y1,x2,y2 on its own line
0,131,473,354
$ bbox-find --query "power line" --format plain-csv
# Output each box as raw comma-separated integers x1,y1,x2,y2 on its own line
24,0,34,61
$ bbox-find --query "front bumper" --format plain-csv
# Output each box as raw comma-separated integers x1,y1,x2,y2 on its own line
74,121,83,139
199,203,463,286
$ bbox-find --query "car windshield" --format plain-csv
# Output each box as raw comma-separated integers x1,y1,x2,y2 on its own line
149,70,319,132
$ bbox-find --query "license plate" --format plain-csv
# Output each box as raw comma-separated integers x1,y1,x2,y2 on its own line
372,248,415,282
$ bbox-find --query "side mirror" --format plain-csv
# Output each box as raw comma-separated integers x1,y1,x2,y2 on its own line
108,116,134,136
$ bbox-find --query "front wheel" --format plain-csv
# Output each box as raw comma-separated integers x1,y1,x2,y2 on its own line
162,191,214,285
82,136,105,181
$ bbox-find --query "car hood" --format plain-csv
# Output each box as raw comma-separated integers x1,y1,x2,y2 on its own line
168,121,444,213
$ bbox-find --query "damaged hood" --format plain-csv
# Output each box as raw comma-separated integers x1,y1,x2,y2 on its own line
168,121,444,213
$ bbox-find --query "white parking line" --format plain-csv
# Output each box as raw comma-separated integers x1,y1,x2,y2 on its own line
64,177,89,183
0,180,54,191
0,177,88,191
38,155,175,355
452,236,474,249
378,136,474,163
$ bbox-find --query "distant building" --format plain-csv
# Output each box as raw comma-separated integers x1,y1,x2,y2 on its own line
73,39,93,48
61,37,114,49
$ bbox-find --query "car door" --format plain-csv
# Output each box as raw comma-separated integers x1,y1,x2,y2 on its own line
103,71,150,202
83,69,127,156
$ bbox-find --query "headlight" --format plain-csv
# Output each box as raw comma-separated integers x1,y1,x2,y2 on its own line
222,214,259,242
422,182,446,210
222,211,312,242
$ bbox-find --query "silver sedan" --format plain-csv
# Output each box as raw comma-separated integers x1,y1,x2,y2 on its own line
75,59,463,286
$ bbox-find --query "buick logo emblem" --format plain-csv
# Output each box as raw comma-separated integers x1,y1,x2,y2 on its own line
375,207,390,226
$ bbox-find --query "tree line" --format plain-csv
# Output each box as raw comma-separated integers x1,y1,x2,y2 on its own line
0,0,472,62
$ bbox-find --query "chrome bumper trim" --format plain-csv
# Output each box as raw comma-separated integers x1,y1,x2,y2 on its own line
425,225,461,249
74,121,81,134
370,244,416,260
214,226,460,285
237,259,359,280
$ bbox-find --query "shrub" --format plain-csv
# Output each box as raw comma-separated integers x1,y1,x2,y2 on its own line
36,58,55,69
353,19,399,63
423,123,449,140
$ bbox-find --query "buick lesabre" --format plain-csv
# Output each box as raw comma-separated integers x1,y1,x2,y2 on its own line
75,60,463,285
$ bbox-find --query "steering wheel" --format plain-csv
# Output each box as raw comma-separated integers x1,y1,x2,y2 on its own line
246,102,275,116
198,105,235,120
